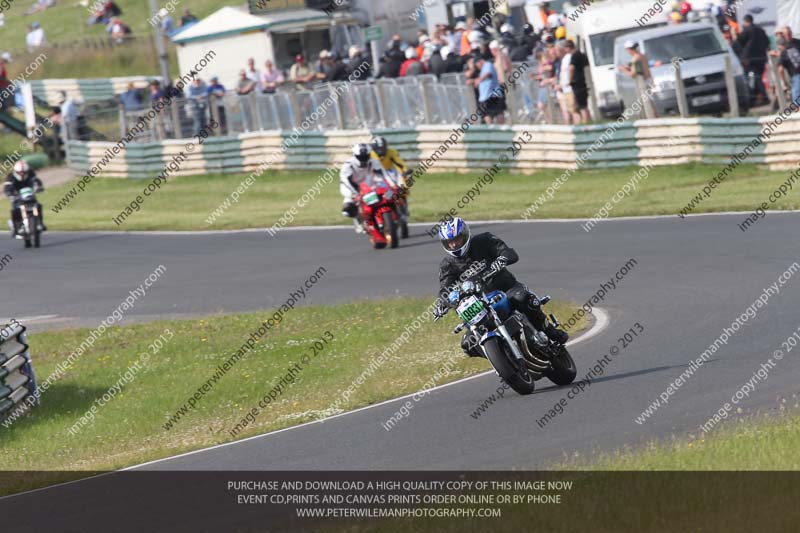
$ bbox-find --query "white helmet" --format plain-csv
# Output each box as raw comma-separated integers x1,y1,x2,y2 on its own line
440,45,451,60
500,23,513,34
348,45,361,58
405,47,418,59
12,160,30,182
352,143,371,167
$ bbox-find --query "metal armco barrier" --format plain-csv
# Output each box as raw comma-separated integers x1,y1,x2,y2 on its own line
0,322,37,422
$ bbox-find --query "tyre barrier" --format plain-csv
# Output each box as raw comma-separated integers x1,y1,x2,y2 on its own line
0,321,38,423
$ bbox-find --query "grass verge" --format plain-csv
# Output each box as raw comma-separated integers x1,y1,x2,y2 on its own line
0,296,586,477
36,163,800,231
2,0,222,79
562,409,800,470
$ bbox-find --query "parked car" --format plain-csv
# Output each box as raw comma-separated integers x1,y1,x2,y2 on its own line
614,23,750,116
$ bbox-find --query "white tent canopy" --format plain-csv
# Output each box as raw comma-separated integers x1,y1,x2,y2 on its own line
172,7,269,45
172,6,332,44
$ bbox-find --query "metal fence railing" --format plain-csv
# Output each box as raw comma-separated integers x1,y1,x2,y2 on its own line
68,62,580,142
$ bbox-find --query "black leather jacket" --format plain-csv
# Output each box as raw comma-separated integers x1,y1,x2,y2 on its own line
4,173,44,199
438,232,519,300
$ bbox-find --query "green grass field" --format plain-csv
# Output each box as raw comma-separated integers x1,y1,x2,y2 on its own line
1,0,225,79
32,163,800,231
0,296,584,474
563,410,800,470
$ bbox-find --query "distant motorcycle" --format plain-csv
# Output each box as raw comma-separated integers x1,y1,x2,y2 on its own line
356,180,401,249
11,187,43,248
436,263,577,395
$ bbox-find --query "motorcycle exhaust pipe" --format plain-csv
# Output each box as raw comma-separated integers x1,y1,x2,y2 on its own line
517,334,550,372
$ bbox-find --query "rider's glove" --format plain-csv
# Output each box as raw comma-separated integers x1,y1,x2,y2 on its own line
433,302,448,319
491,256,508,272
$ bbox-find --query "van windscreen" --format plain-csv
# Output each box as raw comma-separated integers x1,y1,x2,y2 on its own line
589,23,667,67
643,29,724,63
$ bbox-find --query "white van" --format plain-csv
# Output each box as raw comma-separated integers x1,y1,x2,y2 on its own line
564,0,670,117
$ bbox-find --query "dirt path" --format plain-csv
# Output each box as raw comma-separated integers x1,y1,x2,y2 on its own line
37,165,74,188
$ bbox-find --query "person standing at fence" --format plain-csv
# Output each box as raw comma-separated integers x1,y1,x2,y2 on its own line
489,40,512,86
736,15,771,106
316,50,335,82
472,53,505,125
120,82,143,112
260,60,284,94
555,42,576,124
186,78,208,136
400,48,425,77
349,46,372,80
245,58,260,84
236,70,256,96
207,76,227,134
329,53,347,81
385,36,406,78
430,45,448,78
776,36,800,104
441,46,463,74
289,54,316,89
618,40,656,117
446,22,462,53
565,40,590,124
59,92,79,141
533,50,553,123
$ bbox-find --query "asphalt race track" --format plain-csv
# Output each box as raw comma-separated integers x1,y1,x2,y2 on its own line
1,213,799,470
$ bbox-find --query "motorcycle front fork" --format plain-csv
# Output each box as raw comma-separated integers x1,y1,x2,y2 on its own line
19,205,40,234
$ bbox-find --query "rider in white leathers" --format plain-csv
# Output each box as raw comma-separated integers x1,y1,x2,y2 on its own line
340,143,395,232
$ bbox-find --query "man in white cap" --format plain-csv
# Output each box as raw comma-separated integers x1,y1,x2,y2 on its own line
158,8,174,36
489,40,512,85
451,21,467,51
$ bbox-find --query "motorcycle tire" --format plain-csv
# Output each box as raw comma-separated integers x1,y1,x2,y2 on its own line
400,204,409,239
483,337,535,395
546,345,577,386
382,212,398,249
33,229,40,248
24,238,31,249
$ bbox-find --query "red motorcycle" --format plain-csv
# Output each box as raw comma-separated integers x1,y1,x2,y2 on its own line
356,180,400,249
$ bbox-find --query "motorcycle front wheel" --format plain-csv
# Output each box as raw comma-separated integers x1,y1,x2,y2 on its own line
382,211,398,249
400,204,409,239
483,337,535,395
546,346,577,386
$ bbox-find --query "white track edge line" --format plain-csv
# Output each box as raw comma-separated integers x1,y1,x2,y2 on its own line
50,210,800,236
0,307,609,499
123,306,610,471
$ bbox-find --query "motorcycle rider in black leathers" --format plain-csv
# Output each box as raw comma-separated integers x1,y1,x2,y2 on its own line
434,217,568,357
4,160,46,236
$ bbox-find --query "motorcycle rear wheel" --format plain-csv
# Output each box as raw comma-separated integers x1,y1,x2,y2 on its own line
483,337,535,395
